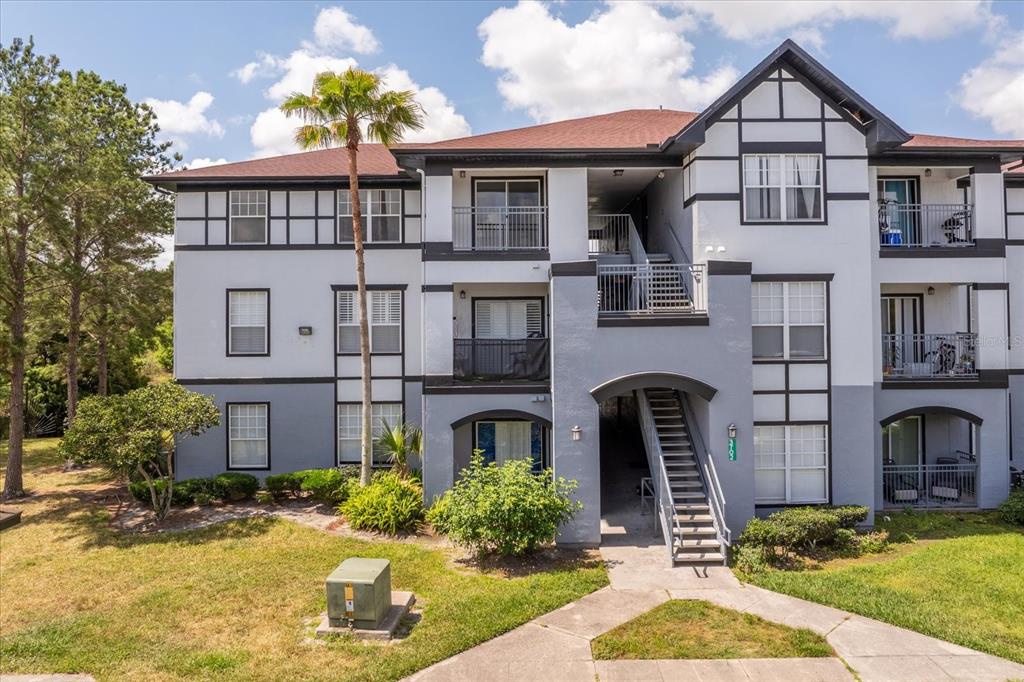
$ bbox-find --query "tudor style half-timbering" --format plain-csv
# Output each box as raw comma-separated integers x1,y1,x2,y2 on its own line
147,40,1023,565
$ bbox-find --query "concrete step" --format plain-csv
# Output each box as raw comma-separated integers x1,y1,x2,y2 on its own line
673,513,713,523
676,538,723,550
673,551,726,565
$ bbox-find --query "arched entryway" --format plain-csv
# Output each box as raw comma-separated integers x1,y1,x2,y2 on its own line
880,406,982,509
449,410,552,479
589,372,718,549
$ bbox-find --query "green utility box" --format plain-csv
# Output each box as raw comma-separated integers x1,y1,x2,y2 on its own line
326,558,391,628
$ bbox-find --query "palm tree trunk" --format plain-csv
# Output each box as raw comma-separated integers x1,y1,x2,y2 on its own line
347,130,373,486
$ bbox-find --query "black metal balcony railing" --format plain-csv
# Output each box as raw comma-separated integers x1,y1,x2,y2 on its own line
878,203,973,247
452,206,548,251
453,338,550,382
881,332,978,379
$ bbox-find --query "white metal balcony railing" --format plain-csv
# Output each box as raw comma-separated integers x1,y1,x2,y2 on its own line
452,206,548,251
588,214,630,255
881,332,978,379
598,263,708,315
878,203,973,248
883,461,978,508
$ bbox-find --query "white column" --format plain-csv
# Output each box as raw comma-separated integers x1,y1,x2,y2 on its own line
423,174,453,243
969,170,1004,241
547,168,588,262
974,286,1008,371
423,290,454,376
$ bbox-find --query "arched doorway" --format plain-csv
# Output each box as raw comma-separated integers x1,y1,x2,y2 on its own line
449,410,552,479
880,406,982,509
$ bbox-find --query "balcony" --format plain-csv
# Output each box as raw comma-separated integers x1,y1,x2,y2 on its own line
452,206,548,251
597,263,708,316
878,203,973,248
882,461,978,509
453,337,550,382
881,332,978,379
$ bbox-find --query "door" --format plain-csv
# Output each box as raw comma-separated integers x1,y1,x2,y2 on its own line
881,295,922,375
472,299,544,377
474,179,542,248
878,178,920,244
882,416,924,503
474,420,544,470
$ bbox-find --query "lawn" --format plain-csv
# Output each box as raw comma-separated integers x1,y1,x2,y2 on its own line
591,599,833,660
742,509,1024,664
0,439,608,681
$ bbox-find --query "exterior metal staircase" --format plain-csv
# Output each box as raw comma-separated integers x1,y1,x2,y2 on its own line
643,254,693,311
640,388,728,566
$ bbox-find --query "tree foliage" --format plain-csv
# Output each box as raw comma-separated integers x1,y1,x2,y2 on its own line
58,382,219,520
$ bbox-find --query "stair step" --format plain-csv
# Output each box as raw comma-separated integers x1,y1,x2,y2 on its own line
674,552,726,564
669,481,702,489
673,492,707,500
674,513,714,523
672,503,709,512
676,539,722,550
666,471,700,479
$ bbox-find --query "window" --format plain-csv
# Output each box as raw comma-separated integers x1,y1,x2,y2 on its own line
228,403,268,468
336,290,402,353
228,290,268,355
338,189,401,243
752,281,826,359
474,299,543,339
337,403,403,464
229,190,267,243
743,154,822,221
754,424,827,503
474,420,545,471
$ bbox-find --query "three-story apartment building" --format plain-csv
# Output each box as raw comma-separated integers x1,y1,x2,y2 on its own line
148,41,1023,564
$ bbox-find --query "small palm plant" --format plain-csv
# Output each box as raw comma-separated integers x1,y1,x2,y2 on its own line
374,420,423,478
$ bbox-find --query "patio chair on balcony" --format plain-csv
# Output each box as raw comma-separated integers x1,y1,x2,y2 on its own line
930,457,964,502
883,459,920,504
940,210,971,245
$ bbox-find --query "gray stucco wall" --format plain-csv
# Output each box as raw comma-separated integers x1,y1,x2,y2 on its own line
550,266,755,544
1012,375,1023,467
175,382,335,479
830,385,876,524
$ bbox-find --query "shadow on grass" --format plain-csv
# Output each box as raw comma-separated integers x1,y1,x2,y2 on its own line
453,546,605,578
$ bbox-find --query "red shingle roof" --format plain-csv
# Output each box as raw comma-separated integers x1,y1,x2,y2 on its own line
400,109,697,151
146,144,402,181
902,134,1024,149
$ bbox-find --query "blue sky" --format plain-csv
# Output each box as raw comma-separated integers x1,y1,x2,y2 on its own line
2,1,1022,169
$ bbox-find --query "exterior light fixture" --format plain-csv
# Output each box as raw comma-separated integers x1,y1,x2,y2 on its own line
298,326,313,336
459,170,466,178
927,286,935,295
459,290,466,300
657,171,666,179
612,169,624,177
924,168,932,178
728,423,737,439
571,425,582,441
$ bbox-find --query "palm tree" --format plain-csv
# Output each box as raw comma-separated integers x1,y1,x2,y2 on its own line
374,420,423,478
281,69,423,486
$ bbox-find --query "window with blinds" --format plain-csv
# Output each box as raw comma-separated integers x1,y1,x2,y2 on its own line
474,299,543,339
228,290,268,355
336,290,402,353
337,403,402,464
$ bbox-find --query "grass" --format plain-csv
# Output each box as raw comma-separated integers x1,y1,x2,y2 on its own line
742,509,1024,664
0,438,608,681
591,600,833,660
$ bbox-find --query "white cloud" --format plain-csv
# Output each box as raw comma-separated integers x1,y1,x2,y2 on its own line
240,6,470,157
187,157,229,169
478,1,738,122
679,0,998,43
144,91,225,151
313,6,380,54
958,34,1024,138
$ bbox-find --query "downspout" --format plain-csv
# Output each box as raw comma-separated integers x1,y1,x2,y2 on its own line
417,168,428,477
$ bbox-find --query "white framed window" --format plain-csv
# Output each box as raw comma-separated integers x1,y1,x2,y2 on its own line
338,189,401,243
336,290,402,354
752,281,826,359
754,424,828,503
474,299,543,339
229,190,268,244
337,403,403,464
228,403,269,468
228,290,268,355
743,154,822,222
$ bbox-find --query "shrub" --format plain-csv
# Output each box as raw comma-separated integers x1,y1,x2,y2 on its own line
300,466,360,504
830,505,869,529
340,471,425,535
998,489,1024,526
211,473,259,501
254,490,275,505
732,543,770,574
264,472,304,498
129,479,192,508
855,530,890,554
768,507,840,552
426,494,453,535
436,454,582,557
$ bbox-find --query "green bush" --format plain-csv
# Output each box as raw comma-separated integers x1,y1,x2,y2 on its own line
300,466,360,504
340,471,425,535
177,478,216,503
769,507,841,551
211,473,259,501
129,479,192,508
855,530,890,554
732,543,770,574
830,505,869,529
264,472,304,498
998,489,1024,526
432,454,582,557
426,494,453,535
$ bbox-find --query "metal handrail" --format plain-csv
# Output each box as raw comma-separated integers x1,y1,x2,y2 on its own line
627,217,648,265
882,462,978,508
878,203,973,247
588,214,630,255
597,263,707,314
663,218,691,265
637,389,680,564
881,332,977,378
452,206,548,251
681,392,731,547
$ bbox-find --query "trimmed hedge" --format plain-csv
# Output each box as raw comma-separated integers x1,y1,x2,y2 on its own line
999,489,1024,526
128,474,259,508
738,505,870,554
262,467,361,503
212,473,259,501
264,472,304,498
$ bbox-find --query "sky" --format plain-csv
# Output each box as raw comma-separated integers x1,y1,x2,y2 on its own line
2,0,1022,171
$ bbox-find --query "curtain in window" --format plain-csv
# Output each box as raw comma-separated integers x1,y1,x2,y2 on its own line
787,155,821,220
